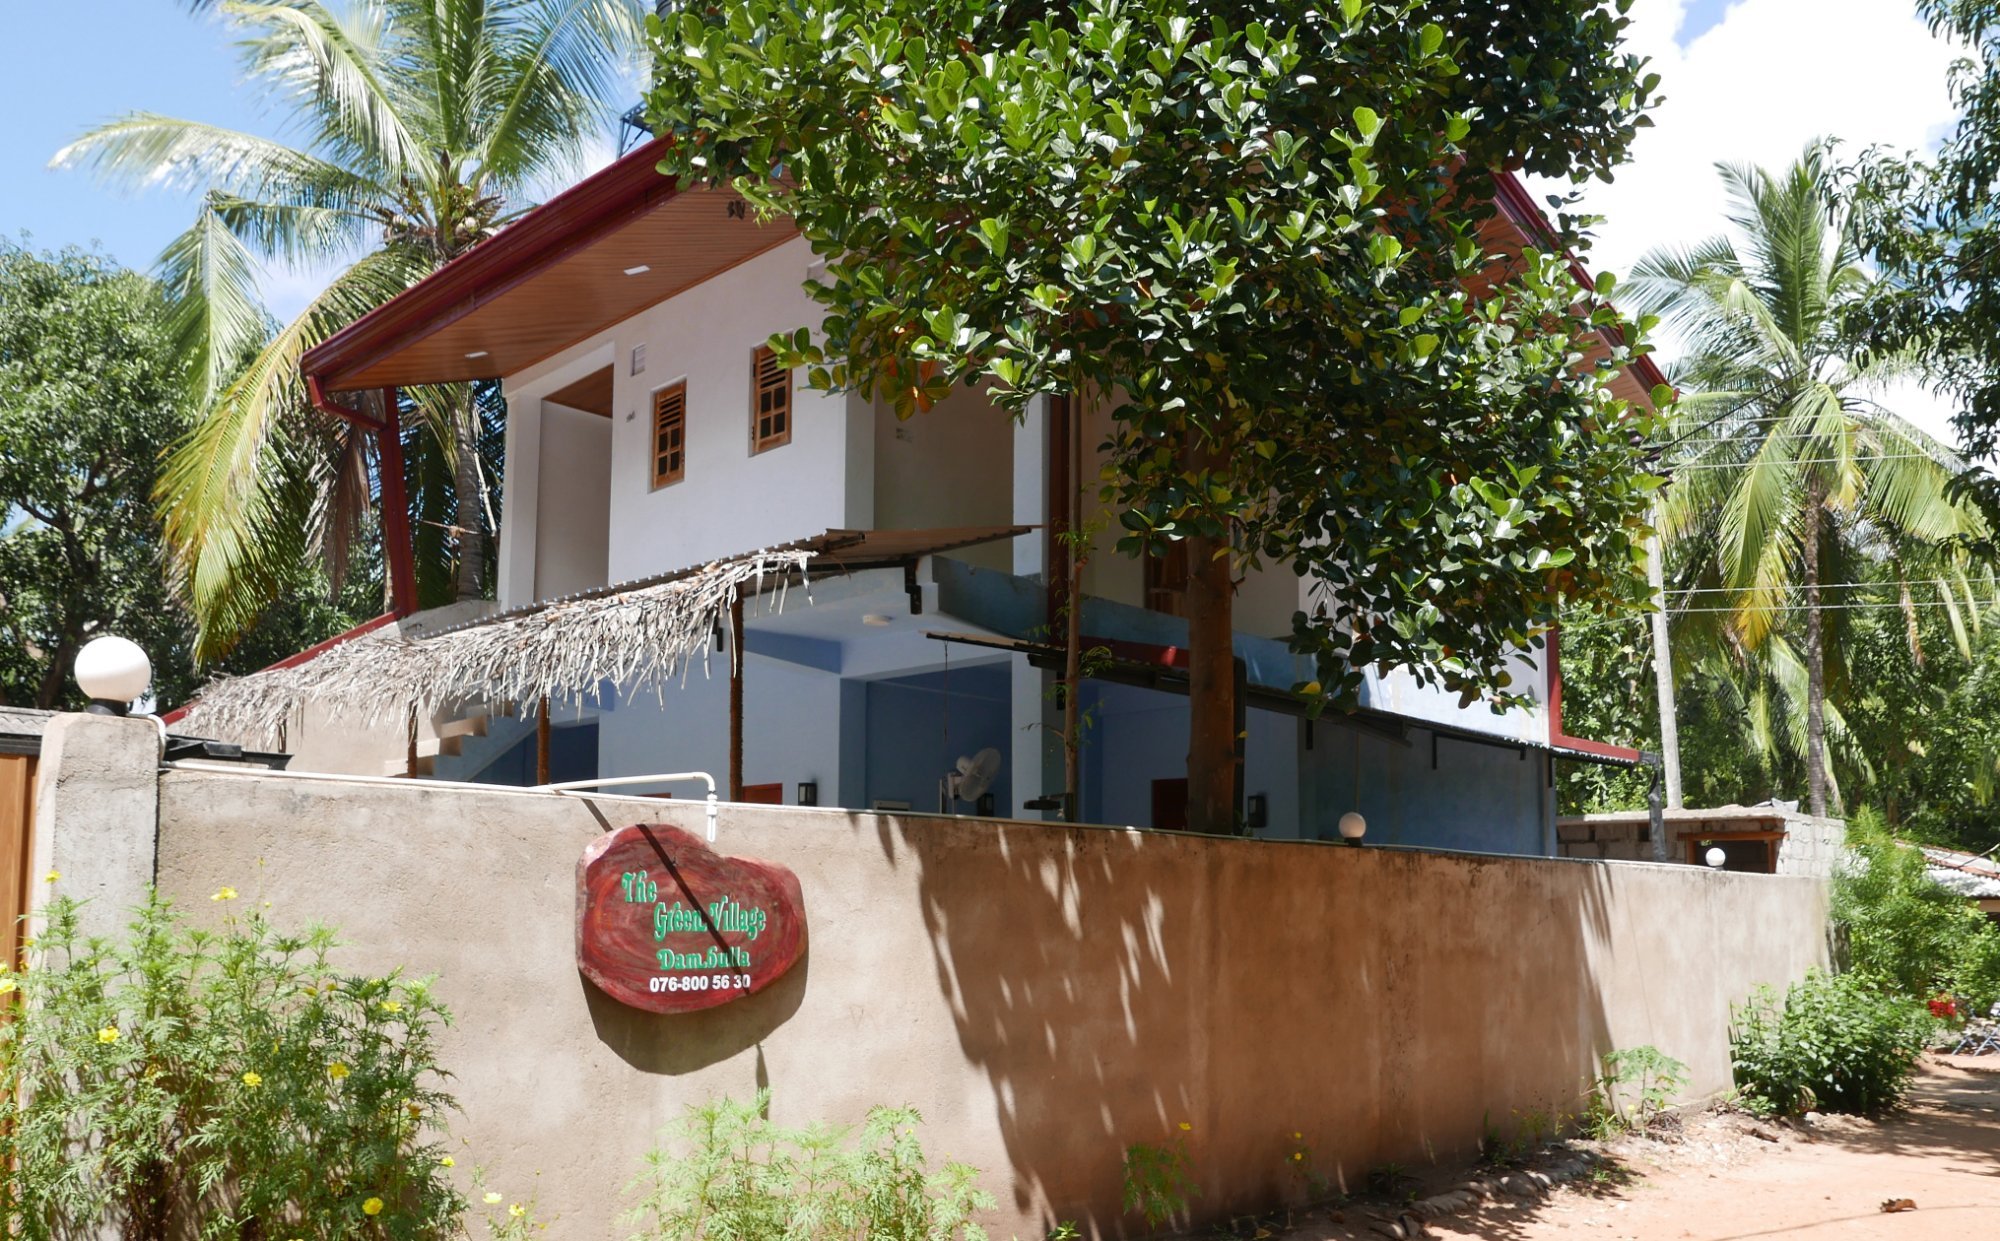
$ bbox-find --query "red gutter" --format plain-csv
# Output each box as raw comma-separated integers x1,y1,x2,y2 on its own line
301,137,680,391
1545,627,1644,763
1491,169,1674,398
158,610,401,725
1490,169,1661,765
306,377,418,616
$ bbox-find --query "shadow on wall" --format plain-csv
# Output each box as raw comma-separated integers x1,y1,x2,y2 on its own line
886,820,1623,1236
585,955,809,1076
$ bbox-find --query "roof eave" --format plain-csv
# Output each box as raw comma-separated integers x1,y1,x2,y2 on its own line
301,138,681,392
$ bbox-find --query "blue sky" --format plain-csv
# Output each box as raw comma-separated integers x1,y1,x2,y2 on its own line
0,2,631,322
0,0,1971,445
1,4,288,276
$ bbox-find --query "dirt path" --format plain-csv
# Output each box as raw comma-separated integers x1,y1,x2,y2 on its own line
1284,1057,2000,1240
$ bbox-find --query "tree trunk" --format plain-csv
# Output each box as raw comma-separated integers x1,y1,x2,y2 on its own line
453,388,485,600
1803,491,1830,819
1061,400,1085,822
1185,529,1238,835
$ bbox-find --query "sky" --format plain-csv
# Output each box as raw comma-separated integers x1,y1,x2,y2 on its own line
0,0,1975,442
1534,0,1969,444
0,1,630,323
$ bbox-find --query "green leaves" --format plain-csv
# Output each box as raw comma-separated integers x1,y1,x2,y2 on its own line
643,0,1662,715
0,892,467,1239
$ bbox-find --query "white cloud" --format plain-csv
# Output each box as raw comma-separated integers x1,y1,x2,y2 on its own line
1536,0,1967,445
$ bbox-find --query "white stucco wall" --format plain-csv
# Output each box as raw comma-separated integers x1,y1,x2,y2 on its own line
501,238,864,591
534,401,612,599
872,385,1014,571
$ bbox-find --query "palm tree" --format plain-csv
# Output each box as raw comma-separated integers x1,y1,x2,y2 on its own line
1628,145,1991,818
55,0,646,658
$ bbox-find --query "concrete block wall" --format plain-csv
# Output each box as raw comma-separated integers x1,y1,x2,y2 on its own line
157,774,1826,1237
33,716,1833,1240
1556,809,1844,879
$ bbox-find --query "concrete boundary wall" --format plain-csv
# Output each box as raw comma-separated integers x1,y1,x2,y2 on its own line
83,746,1823,1238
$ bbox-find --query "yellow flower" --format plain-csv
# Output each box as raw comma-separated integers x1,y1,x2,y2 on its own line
509,1205,525,1219
483,1192,503,1205
362,1197,384,1217
42,871,58,883
406,1102,422,1118
327,1062,351,1080
1293,1152,1303,1161
241,1072,262,1088
96,1027,120,1045
440,1156,455,1168
1292,1132,1302,1139
1178,1121,1192,1132
0,980,16,996
378,999,403,1014
211,887,238,902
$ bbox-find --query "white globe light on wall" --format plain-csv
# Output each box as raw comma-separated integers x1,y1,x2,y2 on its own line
1704,846,1727,870
73,635,152,715
1338,811,1367,847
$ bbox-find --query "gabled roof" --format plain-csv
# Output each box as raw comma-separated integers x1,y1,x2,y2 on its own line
301,139,1670,400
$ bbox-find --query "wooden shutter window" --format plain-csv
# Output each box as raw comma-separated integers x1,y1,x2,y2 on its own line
751,344,792,453
651,382,686,488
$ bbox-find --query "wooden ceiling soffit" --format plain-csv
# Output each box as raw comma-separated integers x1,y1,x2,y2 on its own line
546,366,615,417
302,138,798,393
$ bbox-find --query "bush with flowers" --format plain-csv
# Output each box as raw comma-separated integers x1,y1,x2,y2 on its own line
0,886,478,1240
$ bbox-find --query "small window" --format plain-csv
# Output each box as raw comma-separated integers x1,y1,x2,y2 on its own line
751,344,792,454
651,382,686,488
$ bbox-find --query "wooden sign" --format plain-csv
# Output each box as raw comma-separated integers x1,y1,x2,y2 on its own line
576,824,806,1013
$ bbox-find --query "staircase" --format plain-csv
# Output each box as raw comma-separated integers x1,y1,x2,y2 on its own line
378,699,533,781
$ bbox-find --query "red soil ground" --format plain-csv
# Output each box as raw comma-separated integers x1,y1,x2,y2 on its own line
1283,1056,2000,1240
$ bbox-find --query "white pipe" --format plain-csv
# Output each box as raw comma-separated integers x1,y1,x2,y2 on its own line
160,763,724,840
534,773,721,842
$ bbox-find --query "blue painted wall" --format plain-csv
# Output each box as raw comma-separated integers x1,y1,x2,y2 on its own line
863,665,1015,813
1301,720,1552,855
471,721,600,786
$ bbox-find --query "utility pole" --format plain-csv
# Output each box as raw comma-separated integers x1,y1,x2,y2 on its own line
1646,508,1683,861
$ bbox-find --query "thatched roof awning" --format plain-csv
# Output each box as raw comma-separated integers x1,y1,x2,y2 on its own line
176,526,1026,749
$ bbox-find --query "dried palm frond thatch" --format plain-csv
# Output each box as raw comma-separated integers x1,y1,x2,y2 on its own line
178,546,814,749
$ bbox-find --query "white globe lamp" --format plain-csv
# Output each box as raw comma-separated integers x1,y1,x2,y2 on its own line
74,636,152,716
1338,811,1368,847
1704,846,1727,870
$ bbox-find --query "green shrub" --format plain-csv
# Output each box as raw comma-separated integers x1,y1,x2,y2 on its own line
623,1092,993,1239
1730,970,1934,1116
1587,1045,1688,1136
1122,1127,1198,1228
0,890,465,1240
1834,809,2000,1009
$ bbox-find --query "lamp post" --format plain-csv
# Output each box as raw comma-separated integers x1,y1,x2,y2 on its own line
72,636,151,716
1704,846,1727,870
1338,811,1367,848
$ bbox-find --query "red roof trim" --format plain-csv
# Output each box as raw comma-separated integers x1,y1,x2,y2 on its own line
301,138,681,391
158,611,400,725
1491,169,1674,399
1545,626,1645,764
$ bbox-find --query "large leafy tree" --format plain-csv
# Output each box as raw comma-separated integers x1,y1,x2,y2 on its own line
1626,148,1989,819
54,0,647,659
0,242,387,713
0,244,188,709
645,0,1665,833
1851,0,2000,533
